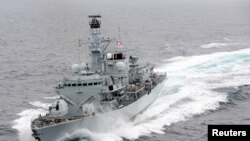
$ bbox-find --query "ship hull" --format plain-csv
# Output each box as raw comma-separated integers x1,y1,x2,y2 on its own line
32,82,164,141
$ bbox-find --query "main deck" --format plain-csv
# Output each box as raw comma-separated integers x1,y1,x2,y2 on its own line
32,74,166,129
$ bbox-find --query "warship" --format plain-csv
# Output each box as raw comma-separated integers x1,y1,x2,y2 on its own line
31,15,166,141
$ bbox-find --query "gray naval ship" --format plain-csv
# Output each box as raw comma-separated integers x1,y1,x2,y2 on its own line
31,15,166,141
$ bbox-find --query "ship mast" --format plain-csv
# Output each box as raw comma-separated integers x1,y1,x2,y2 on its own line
88,15,102,72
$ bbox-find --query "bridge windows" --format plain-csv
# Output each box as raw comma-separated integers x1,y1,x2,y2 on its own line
63,81,102,87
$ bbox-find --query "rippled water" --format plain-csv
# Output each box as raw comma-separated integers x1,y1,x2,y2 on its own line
1,0,250,141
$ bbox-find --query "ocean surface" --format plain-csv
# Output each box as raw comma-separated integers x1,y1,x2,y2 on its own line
0,0,250,141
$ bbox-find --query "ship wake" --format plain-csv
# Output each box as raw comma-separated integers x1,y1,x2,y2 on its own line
13,48,250,141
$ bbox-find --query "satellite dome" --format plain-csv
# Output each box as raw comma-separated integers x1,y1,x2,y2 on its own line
71,64,80,73
116,62,126,71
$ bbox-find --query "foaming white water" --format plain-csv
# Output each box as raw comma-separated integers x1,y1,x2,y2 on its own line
29,101,51,109
158,48,250,73
12,102,50,141
201,43,228,48
13,48,250,141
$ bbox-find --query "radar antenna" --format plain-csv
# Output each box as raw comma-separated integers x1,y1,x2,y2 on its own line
88,15,102,29
88,15,101,18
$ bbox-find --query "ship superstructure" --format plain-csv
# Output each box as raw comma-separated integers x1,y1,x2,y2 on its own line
31,15,166,141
